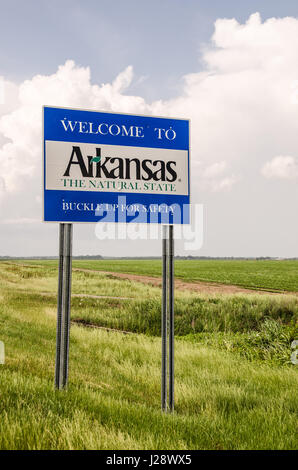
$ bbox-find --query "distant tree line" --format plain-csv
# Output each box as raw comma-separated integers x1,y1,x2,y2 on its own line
0,255,297,261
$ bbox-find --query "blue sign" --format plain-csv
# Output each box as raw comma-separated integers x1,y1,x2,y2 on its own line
43,106,190,224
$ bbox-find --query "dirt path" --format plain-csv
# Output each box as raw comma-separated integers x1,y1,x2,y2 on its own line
7,262,297,296
73,268,298,296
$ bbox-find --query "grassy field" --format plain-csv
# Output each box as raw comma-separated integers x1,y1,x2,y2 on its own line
21,258,298,292
0,260,297,450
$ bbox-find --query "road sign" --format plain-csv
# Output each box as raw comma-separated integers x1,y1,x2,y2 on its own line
44,106,188,407
43,106,190,224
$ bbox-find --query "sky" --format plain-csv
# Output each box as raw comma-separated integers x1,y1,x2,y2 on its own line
1,0,298,257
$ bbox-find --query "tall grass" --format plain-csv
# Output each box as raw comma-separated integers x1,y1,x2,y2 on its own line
69,294,298,336
0,261,297,449
1,308,297,450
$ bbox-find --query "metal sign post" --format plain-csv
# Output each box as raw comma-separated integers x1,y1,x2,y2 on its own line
55,223,73,389
161,224,175,412
169,225,174,411
161,225,168,411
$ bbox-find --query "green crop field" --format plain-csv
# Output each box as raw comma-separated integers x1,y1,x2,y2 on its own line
21,258,298,292
0,260,297,450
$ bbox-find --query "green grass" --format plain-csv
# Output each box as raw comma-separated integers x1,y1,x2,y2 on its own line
0,261,297,450
14,258,298,292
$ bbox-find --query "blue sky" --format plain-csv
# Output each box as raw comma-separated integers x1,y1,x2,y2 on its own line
1,1,298,257
2,0,298,101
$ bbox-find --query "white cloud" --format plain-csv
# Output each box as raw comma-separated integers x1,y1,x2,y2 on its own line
1,13,298,256
199,173,239,193
210,175,238,192
261,156,298,180
0,76,19,115
203,161,227,178
0,77,19,149
195,161,238,192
